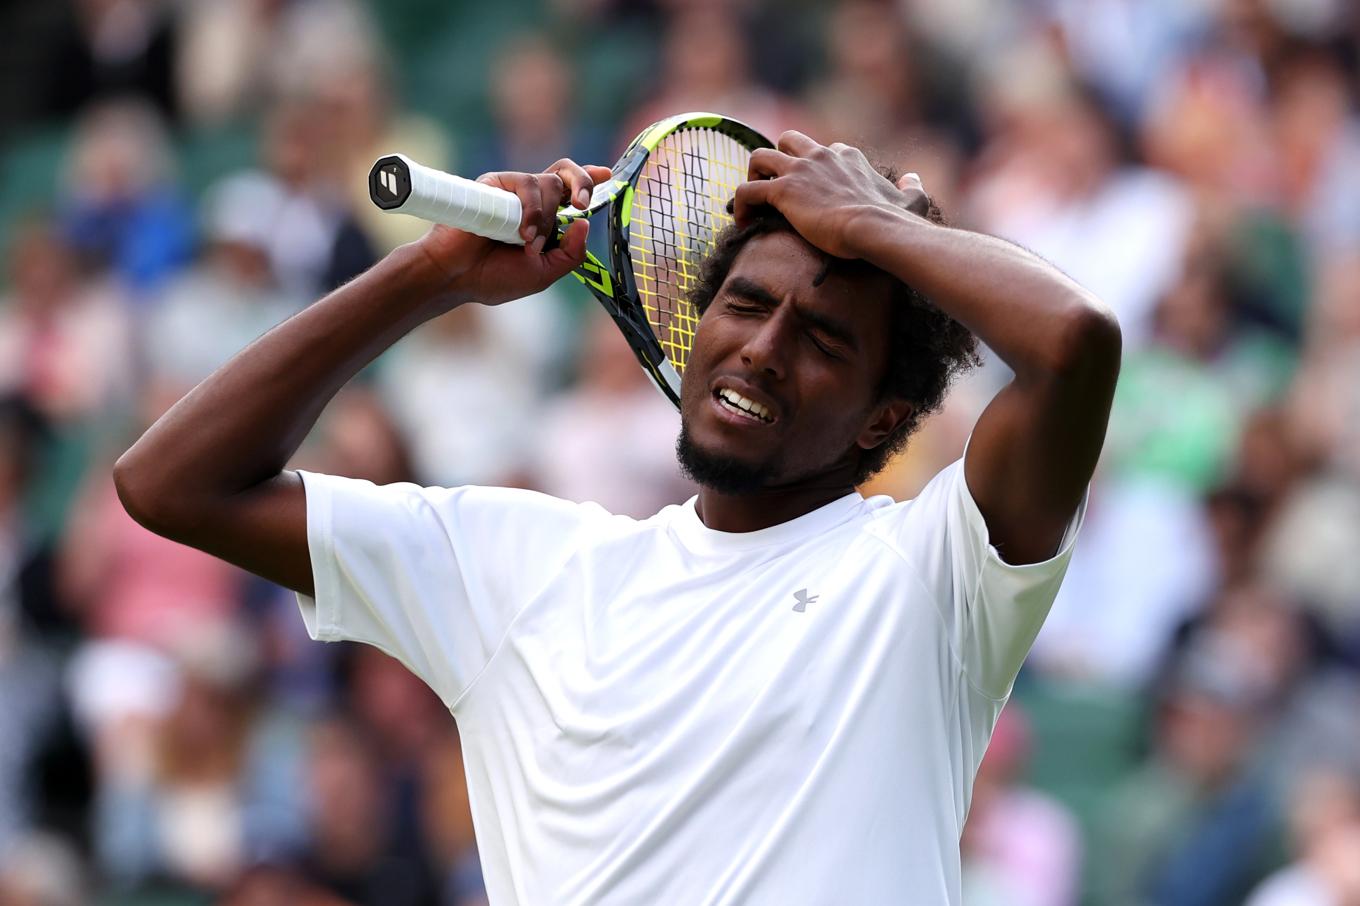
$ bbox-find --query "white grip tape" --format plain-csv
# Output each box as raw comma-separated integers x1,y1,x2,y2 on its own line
395,155,525,246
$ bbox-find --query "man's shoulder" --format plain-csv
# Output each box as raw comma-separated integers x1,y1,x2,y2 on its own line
861,461,966,525
302,472,646,536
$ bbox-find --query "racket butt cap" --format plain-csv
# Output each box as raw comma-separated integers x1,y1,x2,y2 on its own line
369,155,413,210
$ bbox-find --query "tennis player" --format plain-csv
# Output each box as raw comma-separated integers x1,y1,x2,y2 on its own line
116,131,1120,904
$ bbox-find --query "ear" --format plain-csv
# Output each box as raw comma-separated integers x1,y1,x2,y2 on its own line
856,398,914,452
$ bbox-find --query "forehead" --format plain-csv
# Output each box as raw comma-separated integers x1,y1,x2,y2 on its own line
721,231,895,331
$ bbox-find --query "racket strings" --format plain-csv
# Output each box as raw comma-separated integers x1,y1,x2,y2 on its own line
630,127,747,373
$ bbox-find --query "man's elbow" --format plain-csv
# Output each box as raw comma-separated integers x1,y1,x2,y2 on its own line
113,448,177,536
1054,298,1122,384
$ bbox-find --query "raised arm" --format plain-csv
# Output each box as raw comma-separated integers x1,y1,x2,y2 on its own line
114,163,608,595
735,133,1121,564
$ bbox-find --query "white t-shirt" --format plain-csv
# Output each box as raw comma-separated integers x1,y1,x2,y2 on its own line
295,457,1085,905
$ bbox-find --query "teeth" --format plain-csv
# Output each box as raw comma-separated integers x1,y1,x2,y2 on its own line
717,388,772,422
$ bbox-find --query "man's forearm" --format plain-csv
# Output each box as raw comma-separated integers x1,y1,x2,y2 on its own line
114,244,452,527
852,207,1119,378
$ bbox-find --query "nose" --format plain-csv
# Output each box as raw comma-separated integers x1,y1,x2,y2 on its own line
738,305,793,381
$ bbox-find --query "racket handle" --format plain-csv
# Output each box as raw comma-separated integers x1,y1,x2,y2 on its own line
369,154,525,246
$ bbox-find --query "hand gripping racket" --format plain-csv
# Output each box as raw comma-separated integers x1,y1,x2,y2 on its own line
368,112,772,409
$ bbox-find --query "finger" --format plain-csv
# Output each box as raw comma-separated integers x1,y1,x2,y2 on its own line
540,170,569,209
540,219,590,278
537,171,571,244
485,172,542,246
747,148,792,181
894,171,932,218
475,171,542,245
732,178,777,226
549,159,597,210
584,165,613,183
895,171,923,192
775,130,820,157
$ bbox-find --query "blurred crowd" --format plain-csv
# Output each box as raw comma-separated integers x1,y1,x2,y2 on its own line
1,0,1359,904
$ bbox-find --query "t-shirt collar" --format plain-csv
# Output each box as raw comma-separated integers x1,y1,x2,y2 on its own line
670,491,866,555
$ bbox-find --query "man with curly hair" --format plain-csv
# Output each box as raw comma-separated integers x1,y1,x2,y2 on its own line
115,132,1120,905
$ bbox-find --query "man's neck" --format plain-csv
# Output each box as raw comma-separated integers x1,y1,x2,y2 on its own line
694,480,858,533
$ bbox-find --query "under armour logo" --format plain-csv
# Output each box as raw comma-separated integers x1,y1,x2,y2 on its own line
792,588,819,613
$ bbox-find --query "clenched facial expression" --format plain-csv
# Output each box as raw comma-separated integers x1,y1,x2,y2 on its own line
677,230,903,493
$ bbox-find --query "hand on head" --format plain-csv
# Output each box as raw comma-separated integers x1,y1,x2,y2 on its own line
733,131,932,259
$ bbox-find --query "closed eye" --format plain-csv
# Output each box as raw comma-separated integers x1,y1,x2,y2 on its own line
724,300,765,315
808,332,845,360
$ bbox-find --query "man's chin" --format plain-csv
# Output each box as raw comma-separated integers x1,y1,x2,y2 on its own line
675,425,775,496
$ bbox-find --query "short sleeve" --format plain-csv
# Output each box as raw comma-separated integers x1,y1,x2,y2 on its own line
294,470,607,708
878,457,1087,701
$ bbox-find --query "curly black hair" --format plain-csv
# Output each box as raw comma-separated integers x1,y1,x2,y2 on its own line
687,194,980,484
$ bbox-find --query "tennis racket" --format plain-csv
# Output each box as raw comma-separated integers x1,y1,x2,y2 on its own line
368,112,772,408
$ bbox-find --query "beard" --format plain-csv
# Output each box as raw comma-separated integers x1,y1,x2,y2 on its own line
675,423,777,495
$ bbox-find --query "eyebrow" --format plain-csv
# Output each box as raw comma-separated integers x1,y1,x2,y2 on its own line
724,276,861,353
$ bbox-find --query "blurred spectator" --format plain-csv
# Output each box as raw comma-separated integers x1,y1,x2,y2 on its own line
903,0,1027,63
467,34,606,178
0,601,63,858
1031,244,1305,685
0,219,134,548
176,0,380,129
807,0,921,149
211,101,377,302
343,646,484,903
1246,768,1360,906
0,223,134,426
1260,471,1360,647
1288,253,1360,481
58,446,245,650
622,6,807,143
91,621,305,891
0,398,61,635
420,729,487,906
57,100,195,294
1230,405,1307,513
528,312,692,517
1031,474,1217,685
1045,0,1211,122
300,386,420,487
970,68,1193,348
0,434,88,857
325,61,454,255
961,705,1081,906
1202,483,1273,591
1259,268,1360,637
1092,636,1282,905
1267,47,1360,259
1105,251,1289,492
174,0,282,127
1158,580,1316,717
0,831,89,906
182,0,452,253
807,0,972,157
216,861,354,906
1141,50,1276,203
176,0,381,126
374,298,566,488
42,0,179,123
300,714,439,906
143,174,305,389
